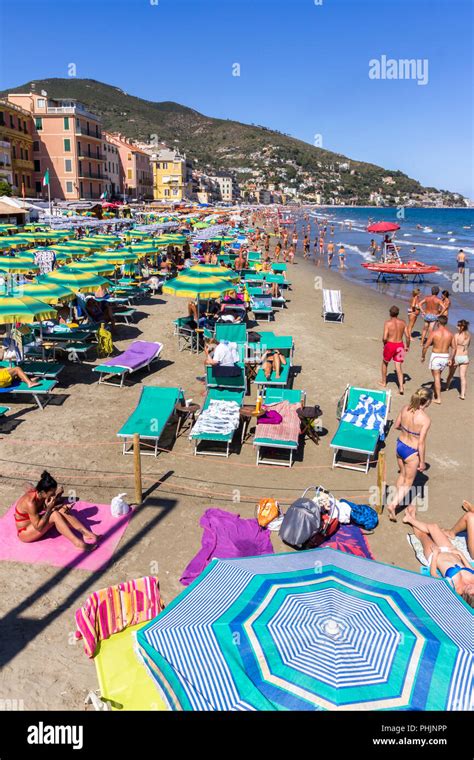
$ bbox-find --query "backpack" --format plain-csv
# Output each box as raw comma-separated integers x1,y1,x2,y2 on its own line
279,486,338,550
345,501,379,531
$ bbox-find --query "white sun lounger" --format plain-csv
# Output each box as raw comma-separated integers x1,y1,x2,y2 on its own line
322,289,344,323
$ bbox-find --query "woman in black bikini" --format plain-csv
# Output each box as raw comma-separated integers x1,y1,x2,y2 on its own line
407,288,421,339
14,471,100,550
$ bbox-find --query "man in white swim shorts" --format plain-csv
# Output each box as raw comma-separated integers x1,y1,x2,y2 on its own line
422,315,455,404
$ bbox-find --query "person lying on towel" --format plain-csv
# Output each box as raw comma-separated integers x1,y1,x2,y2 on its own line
259,349,287,380
205,338,241,377
14,470,100,550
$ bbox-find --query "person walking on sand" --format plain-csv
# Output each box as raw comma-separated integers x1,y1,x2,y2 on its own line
446,319,470,400
338,245,346,269
407,288,422,339
286,244,295,264
421,314,455,404
380,305,410,395
303,235,310,259
419,286,444,345
327,241,335,267
318,235,325,255
386,388,432,522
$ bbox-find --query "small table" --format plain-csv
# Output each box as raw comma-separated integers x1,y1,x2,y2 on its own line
240,404,265,443
297,406,322,445
175,403,200,438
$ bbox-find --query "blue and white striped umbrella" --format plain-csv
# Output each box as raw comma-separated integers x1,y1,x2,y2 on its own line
136,548,473,711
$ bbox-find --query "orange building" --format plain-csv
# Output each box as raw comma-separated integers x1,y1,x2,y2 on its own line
0,98,35,195
7,91,106,200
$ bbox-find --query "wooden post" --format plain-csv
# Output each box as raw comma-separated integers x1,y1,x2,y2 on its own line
376,450,386,514
133,433,142,505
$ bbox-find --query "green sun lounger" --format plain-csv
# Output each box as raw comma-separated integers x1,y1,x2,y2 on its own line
251,295,274,321
253,388,305,467
0,360,64,379
330,385,391,473
117,385,185,456
206,362,246,392
251,334,294,391
0,378,57,410
0,405,10,419
190,388,244,457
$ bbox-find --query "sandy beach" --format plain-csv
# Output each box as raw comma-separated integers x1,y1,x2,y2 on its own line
0,240,472,710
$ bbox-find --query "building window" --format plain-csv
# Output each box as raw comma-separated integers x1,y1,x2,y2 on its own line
33,141,39,152
0,111,4,126
66,181,73,193
89,182,93,196
65,159,72,172
77,141,81,154
35,181,41,193
9,114,14,127
35,117,43,130
20,147,24,160
12,145,16,159
80,181,83,197
34,160,41,172
24,149,29,161
14,173,18,186
163,162,168,169
128,153,132,161
64,138,71,152
127,169,132,180
38,98,46,108
26,176,31,188
64,117,70,130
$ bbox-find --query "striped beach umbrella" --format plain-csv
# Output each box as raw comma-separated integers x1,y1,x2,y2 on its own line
0,257,39,274
61,259,117,275
191,264,240,281
0,296,57,324
94,250,138,264
163,272,236,299
11,281,75,304
136,549,473,711
47,244,95,258
38,269,108,293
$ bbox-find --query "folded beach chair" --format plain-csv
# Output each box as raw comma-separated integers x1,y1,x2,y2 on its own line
0,360,64,380
253,388,305,467
330,385,391,473
251,294,274,321
93,340,163,387
190,388,244,457
117,385,184,456
322,288,344,323
252,332,294,391
174,316,198,352
0,378,57,410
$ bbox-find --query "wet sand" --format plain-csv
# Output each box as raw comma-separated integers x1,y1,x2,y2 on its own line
0,244,472,710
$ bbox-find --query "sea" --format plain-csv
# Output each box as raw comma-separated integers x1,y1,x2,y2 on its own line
291,207,474,325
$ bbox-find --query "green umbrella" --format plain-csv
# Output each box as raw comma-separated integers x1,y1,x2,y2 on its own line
163,271,236,299
0,257,39,274
94,249,138,264
38,269,108,293
11,281,75,304
64,258,117,275
0,295,57,324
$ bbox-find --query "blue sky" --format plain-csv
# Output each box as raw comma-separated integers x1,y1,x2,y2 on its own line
0,0,472,197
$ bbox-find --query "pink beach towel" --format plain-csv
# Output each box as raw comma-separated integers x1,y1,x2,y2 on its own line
0,500,132,571
255,401,301,442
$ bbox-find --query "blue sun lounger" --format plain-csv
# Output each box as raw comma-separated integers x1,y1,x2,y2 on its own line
330,385,391,473
190,388,244,457
117,385,185,456
253,388,305,467
0,378,57,410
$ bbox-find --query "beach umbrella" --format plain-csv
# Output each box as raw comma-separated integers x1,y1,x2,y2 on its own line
0,295,57,324
61,258,117,275
10,281,75,304
163,272,236,299
27,247,71,264
367,222,400,233
0,257,39,274
38,269,108,293
94,250,138,264
0,236,32,250
191,264,240,281
136,548,473,711
46,244,95,258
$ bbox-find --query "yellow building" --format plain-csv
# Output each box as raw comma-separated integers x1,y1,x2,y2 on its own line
151,148,190,201
0,99,35,195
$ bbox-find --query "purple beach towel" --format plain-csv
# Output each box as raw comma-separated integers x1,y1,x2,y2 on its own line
257,409,283,425
102,340,162,370
180,508,274,586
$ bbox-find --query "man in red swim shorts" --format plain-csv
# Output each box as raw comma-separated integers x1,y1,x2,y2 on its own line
380,305,410,395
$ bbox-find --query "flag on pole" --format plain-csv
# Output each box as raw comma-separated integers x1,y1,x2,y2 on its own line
43,169,50,187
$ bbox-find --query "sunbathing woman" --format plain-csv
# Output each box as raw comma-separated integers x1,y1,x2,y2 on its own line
386,388,432,522
403,506,474,607
14,471,100,550
260,349,286,380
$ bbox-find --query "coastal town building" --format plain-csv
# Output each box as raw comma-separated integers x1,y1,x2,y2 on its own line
103,134,121,198
0,98,35,195
150,148,192,201
208,173,236,202
105,133,153,201
7,91,106,200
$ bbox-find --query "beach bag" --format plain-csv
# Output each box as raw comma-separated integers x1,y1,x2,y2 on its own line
257,409,282,425
256,498,280,528
97,324,113,358
347,501,379,531
111,493,130,518
279,497,322,550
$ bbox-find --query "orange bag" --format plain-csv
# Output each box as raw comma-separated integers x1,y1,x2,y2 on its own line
256,498,280,528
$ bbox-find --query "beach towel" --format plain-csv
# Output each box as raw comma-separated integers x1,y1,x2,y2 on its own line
0,500,132,571
101,340,161,371
75,576,164,658
407,533,473,567
255,401,301,443
257,409,283,425
342,394,387,440
191,399,241,436
321,524,374,559
180,508,274,586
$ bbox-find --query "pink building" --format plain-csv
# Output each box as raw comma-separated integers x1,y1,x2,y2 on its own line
105,132,153,201
8,91,106,200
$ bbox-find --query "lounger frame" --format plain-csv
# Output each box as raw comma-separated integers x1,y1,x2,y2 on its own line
94,344,163,387
253,388,306,468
